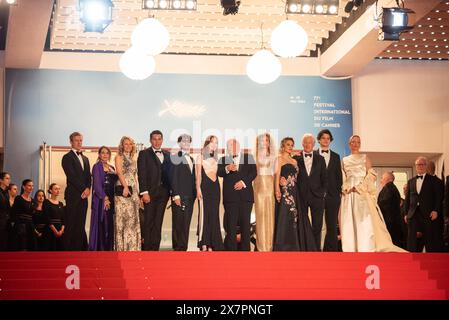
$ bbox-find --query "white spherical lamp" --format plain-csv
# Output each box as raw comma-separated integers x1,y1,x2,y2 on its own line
246,49,282,84
270,20,308,58
119,47,156,80
131,18,170,56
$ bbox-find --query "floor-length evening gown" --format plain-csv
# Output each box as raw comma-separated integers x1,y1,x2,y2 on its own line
114,154,141,251
340,154,406,252
197,157,224,250
273,163,317,251
254,157,275,251
89,162,117,251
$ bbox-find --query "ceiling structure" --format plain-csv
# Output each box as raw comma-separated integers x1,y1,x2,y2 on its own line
377,1,449,60
0,0,447,73
49,0,354,56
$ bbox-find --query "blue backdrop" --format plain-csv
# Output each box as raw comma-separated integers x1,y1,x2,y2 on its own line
4,69,352,185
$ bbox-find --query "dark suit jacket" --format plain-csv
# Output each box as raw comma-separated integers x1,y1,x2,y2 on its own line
0,188,10,221
170,152,196,199
319,150,342,198
378,182,402,227
217,153,257,204
61,150,91,200
445,176,449,219
137,148,171,198
294,152,327,200
404,174,443,219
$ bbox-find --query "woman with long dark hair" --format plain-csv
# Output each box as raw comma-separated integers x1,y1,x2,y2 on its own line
44,183,65,251
33,189,48,251
196,135,224,251
12,179,36,251
89,146,117,251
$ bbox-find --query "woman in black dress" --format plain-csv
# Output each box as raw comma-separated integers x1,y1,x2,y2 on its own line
195,135,224,251
44,183,65,251
273,138,316,251
8,183,18,208
0,172,12,251
12,179,36,251
33,189,48,251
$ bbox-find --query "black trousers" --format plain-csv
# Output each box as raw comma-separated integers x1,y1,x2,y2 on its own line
323,195,341,252
142,188,169,251
407,207,444,252
223,202,253,251
300,196,325,251
64,196,88,251
171,197,194,251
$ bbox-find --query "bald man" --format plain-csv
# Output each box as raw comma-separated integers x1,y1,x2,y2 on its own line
377,172,404,248
404,157,444,252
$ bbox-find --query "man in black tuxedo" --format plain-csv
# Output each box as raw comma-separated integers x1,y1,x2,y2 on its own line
61,132,91,251
0,172,11,251
137,130,171,251
404,157,444,252
218,139,257,251
293,133,327,251
378,171,404,248
316,129,342,252
170,134,196,251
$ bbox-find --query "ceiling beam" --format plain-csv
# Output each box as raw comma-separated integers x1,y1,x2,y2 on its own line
5,0,53,69
320,0,441,77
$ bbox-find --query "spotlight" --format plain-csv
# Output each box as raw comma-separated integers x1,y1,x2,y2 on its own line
159,0,168,8
142,0,197,10
379,6,415,41
354,0,364,7
221,0,241,16
344,1,354,13
286,1,339,15
5,0,18,4
79,0,113,33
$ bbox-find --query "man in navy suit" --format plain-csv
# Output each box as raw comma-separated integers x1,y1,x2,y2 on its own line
316,129,342,251
61,132,91,251
404,157,443,252
293,133,327,251
137,130,171,251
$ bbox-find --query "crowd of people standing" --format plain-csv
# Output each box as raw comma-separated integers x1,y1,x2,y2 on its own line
0,129,447,253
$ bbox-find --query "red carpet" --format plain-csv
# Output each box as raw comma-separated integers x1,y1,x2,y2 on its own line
0,252,448,300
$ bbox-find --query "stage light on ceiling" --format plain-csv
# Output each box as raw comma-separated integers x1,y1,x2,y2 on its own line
142,0,197,10
271,20,308,58
221,0,241,16
5,0,18,5
79,0,113,33
286,0,339,15
378,6,415,41
344,1,354,13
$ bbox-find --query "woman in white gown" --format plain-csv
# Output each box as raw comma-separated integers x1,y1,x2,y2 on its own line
340,135,406,252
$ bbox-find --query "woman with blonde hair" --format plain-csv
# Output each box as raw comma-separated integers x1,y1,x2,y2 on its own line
340,135,405,252
114,136,141,251
253,133,276,251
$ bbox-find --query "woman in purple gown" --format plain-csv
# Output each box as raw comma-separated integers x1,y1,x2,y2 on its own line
89,146,117,251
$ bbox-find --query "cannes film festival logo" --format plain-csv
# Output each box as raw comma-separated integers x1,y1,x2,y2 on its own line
365,265,380,290
65,265,80,290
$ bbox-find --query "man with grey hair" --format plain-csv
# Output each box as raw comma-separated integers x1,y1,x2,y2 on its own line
377,171,404,248
293,133,327,251
404,156,444,252
218,139,257,251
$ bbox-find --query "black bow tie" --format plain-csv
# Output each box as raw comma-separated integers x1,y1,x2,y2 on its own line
154,150,162,154
232,155,239,158
321,150,329,154
304,153,312,158
417,175,424,179
76,151,83,156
